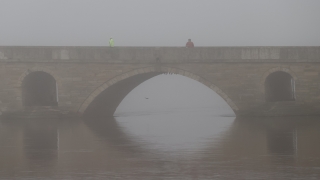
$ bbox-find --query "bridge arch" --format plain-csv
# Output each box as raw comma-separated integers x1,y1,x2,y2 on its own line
21,71,58,106
79,66,238,117
17,67,61,107
261,67,298,102
18,67,61,88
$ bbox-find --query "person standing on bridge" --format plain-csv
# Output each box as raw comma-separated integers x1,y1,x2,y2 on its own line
109,38,114,47
186,39,194,48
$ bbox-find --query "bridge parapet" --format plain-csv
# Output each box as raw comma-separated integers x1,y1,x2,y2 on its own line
0,46,319,63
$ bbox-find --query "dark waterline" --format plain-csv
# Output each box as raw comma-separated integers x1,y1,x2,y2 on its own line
0,110,320,179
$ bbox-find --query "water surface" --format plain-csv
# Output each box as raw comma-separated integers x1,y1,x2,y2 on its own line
1,110,320,179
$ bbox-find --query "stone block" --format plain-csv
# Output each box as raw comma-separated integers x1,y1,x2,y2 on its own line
223,48,242,59
304,72,318,76
269,48,280,59
307,47,319,59
287,47,308,60
241,48,259,59
259,48,270,59
0,51,8,60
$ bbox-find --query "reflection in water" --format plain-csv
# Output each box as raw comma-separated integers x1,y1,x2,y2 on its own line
1,114,320,179
266,127,297,155
114,111,234,155
23,120,58,162
83,116,147,156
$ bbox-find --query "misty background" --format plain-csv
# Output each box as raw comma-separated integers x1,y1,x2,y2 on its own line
1,0,320,46
1,0,319,114
115,74,234,116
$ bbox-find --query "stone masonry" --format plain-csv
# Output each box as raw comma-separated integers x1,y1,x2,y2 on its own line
0,46,319,117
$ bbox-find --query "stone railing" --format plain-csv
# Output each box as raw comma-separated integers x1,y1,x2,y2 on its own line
0,46,319,63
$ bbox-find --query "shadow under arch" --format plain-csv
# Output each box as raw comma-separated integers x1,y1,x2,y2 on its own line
265,71,295,102
18,67,61,88
260,67,298,94
21,71,58,106
80,66,238,118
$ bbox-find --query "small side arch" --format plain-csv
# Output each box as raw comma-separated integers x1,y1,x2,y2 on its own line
18,67,61,88
261,67,297,93
78,66,239,116
261,67,297,102
18,67,60,106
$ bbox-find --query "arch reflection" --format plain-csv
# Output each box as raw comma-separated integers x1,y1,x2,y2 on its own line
1,116,320,178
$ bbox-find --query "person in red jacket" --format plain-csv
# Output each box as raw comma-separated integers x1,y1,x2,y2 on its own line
186,39,194,48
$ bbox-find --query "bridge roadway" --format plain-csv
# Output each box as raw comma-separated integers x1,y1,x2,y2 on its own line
0,46,320,117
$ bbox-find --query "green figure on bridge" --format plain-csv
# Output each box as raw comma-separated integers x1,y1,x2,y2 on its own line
109,38,114,47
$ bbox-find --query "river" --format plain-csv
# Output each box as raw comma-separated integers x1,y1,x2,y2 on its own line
0,111,320,179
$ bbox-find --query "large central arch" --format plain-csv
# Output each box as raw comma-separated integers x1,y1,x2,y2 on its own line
79,66,238,117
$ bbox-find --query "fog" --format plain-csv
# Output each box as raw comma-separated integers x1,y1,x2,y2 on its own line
1,0,319,114
1,0,320,46
115,74,234,116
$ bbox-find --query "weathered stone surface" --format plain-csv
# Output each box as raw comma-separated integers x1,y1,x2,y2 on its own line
0,46,319,117
1,46,319,63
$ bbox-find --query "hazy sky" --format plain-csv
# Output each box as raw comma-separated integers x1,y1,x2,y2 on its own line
1,0,320,46
1,0,319,114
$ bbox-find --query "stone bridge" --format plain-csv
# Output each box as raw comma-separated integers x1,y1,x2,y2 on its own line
0,46,320,117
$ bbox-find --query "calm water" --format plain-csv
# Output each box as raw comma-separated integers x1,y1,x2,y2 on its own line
0,109,320,179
